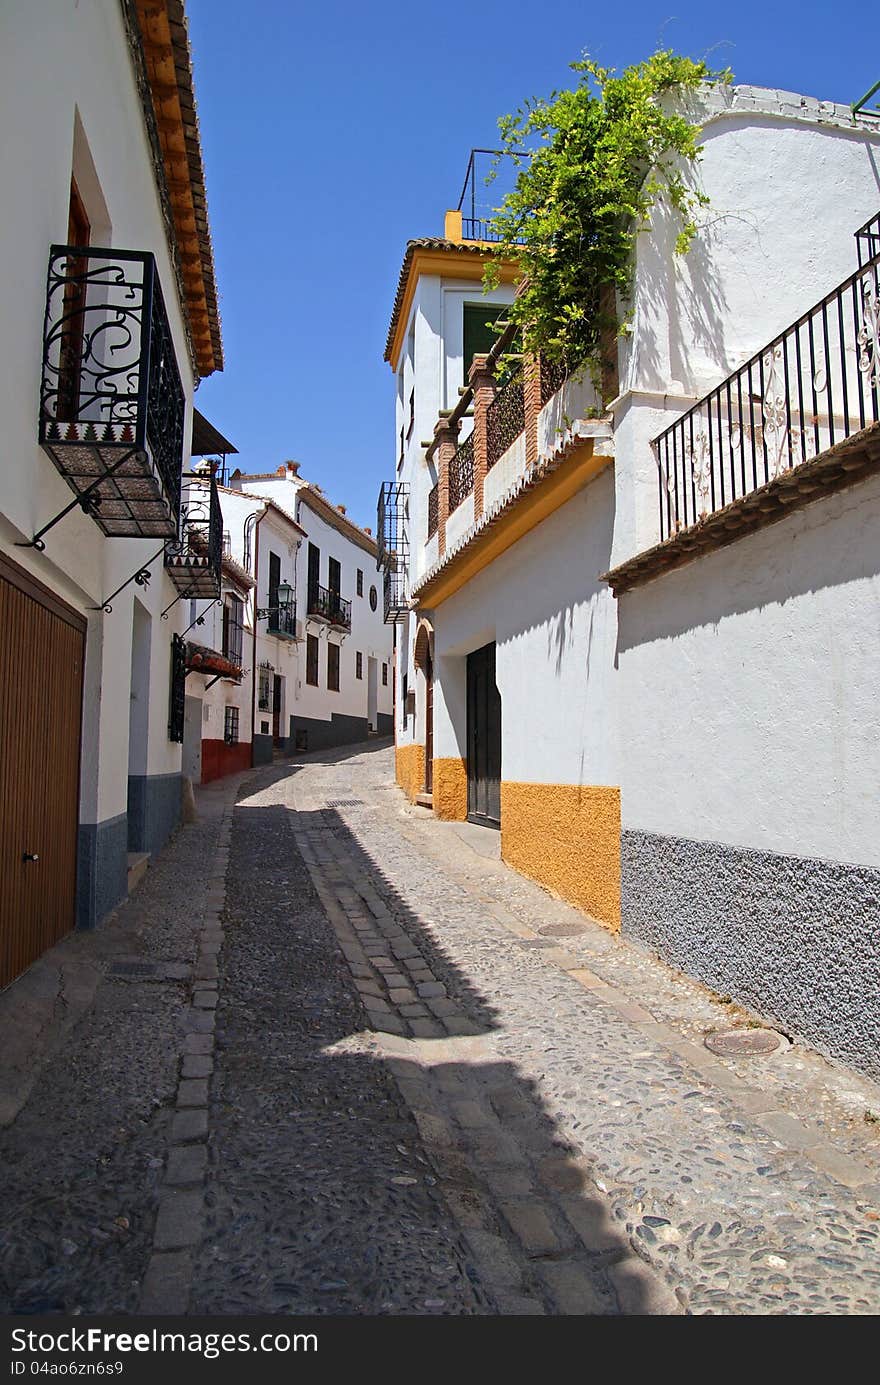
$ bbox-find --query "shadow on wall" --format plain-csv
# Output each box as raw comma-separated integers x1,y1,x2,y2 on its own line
623,196,731,398
193,770,657,1315
615,469,880,654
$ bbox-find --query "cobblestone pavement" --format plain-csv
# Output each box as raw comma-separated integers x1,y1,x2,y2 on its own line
281,741,880,1316
2,741,880,1316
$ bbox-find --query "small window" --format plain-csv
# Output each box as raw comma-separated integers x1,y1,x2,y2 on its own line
398,426,404,469
356,568,363,597
224,706,239,745
356,651,363,680
222,594,244,666
402,673,408,730
406,387,415,439
382,662,388,686
328,641,340,692
306,634,319,686
258,665,272,711
369,585,377,612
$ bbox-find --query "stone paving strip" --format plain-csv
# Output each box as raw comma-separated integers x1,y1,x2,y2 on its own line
138,804,234,1314
292,798,678,1312
288,743,880,1314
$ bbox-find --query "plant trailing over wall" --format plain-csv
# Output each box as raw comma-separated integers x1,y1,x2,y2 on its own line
484,50,732,391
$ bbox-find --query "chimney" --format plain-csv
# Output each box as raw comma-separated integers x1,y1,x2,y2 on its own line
286,460,300,475
337,504,346,515
363,526,372,536
276,465,286,476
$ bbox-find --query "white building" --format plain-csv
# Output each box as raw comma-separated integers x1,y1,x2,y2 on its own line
225,464,394,754
0,0,226,986
380,93,880,1079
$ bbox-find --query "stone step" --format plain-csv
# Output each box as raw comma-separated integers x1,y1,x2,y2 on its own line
127,852,150,895
415,792,434,810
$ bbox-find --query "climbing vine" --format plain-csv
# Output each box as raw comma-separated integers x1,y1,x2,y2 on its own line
484,51,732,387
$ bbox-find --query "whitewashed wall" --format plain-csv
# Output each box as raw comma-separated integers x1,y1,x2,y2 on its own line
433,469,619,786
0,0,199,829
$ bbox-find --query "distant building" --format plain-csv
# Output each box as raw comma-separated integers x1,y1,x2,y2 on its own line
223,463,394,756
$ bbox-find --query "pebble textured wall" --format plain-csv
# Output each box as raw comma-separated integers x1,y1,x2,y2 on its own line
622,830,880,1080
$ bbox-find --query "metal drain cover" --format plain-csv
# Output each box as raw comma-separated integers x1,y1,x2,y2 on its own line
326,799,364,808
705,1028,781,1056
108,960,160,980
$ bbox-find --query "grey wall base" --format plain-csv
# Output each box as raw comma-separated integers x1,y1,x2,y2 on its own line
290,712,375,754
252,733,274,766
622,829,880,1081
127,773,182,854
77,813,128,931
377,712,393,736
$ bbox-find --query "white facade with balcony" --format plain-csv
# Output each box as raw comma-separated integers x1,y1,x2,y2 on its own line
383,94,880,1079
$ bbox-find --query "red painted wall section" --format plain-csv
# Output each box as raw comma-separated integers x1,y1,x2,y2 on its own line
201,739,252,783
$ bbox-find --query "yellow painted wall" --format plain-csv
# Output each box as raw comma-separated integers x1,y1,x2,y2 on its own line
395,744,426,802
433,758,468,820
500,783,621,931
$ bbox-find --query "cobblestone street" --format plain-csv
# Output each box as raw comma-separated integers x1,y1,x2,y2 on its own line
2,740,880,1316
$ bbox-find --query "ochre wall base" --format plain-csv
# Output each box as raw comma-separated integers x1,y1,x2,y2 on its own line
432,758,468,820
395,744,426,802
500,782,621,931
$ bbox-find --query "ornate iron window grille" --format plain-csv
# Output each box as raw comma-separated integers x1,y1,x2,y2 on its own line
224,706,240,745
427,482,439,538
539,354,568,407
168,633,186,743
38,245,185,541
653,234,880,542
448,433,474,512
486,371,525,469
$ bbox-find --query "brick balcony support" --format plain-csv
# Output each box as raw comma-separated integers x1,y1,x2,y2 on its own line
433,413,459,558
523,353,542,469
468,353,496,521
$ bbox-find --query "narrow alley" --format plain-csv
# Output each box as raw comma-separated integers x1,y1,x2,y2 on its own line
1,741,879,1317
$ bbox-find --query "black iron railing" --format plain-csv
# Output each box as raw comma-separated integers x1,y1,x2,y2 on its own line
487,370,525,468
427,483,439,537
307,584,351,631
856,212,880,267
39,245,185,538
164,473,222,598
267,603,298,639
449,433,474,512
654,247,880,541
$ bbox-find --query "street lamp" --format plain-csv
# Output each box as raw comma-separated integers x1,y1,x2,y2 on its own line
256,580,293,620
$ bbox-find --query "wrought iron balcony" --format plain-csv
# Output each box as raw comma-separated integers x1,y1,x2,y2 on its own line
448,433,474,513
38,245,185,539
654,239,880,543
377,481,409,622
163,473,222,598
427,482,439,538
267,603,299,640
486,370,525,469
307,584,351,631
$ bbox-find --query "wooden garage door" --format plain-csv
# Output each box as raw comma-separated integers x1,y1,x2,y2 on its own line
0,556,85,990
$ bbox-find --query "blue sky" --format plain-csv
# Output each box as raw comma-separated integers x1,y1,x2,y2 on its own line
187,0,879,530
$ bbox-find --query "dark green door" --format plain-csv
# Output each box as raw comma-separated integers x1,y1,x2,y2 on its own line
467,642,501,828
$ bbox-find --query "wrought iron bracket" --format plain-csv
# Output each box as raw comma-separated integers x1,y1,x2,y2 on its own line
15,448,139,551
88,543,167,614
